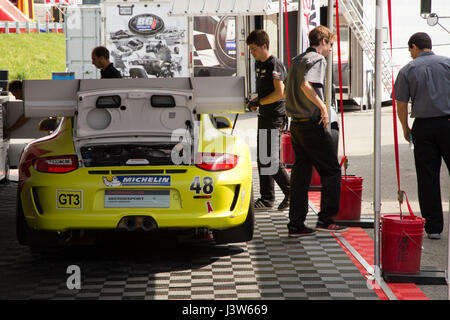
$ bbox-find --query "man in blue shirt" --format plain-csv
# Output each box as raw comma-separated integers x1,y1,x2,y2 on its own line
395,32,450,240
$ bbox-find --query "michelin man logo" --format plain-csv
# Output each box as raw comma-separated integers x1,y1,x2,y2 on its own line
102,175,171,187
103,176,122,187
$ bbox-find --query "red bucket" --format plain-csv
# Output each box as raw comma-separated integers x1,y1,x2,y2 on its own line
280,133,322,186
381,214,425,274
335,176,363,220
281,133,294,166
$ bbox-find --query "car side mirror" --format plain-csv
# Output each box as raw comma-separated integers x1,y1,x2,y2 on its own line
214,116,232,130
39,118,58,132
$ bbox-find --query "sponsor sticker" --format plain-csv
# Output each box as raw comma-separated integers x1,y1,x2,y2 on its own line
128,14,164,35
225,41,236,50
206,201,214,213
56,190,83,209
102,175,171,187
105,190,170,208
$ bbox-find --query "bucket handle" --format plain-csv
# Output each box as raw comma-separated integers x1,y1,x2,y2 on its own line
342,176,363,202
398,190,415,219
402,230,424,251
340,155,348,170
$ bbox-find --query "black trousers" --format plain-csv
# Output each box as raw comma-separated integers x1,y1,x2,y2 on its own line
288,120,341,229
257,115,290,203
412,116,450,234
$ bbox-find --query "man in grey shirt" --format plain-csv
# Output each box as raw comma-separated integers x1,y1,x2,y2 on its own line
395,32,450,240
284,26,348,237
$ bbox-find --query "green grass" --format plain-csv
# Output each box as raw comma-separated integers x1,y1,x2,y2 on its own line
0,33,66,80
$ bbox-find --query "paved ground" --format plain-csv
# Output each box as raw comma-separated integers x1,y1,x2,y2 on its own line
232,107,449,300
0,107,448,301
0,178,381,300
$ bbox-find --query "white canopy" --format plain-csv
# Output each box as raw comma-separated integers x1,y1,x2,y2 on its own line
168,0,295,16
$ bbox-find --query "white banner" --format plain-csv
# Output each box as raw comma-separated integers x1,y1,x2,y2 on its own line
301,0,320,50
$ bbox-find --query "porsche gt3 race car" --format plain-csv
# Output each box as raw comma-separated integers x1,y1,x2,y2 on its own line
17,77,253,247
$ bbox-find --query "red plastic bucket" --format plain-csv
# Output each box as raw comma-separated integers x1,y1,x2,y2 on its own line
280,133,294,166
280,133,322,186
335,175,363,220
381,214,425,274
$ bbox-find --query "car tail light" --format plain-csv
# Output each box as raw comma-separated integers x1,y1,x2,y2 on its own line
195,153,238,171
33,155,78,173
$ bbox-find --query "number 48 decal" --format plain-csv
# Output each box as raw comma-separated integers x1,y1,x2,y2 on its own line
190,176,214,194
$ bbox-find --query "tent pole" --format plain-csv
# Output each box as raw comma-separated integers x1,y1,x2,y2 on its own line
326,0,333,132
279,0,284,64
374,0,383,279
297,0,303,55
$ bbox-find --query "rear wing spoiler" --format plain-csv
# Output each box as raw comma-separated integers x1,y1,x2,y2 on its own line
23,77,245,117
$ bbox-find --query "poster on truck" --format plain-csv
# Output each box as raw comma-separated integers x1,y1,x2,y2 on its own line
103,3,188,78
193,16,237,77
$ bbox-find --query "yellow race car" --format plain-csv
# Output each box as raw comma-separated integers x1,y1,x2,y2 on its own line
17,77,253,247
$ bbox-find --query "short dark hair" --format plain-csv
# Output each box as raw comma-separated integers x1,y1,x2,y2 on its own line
246,30,270,49
8,80,22,93
408,32,432,50
92,46,110,59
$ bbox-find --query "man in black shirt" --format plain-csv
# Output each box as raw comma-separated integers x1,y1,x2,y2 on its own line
247,30,290,211
92,46,122,79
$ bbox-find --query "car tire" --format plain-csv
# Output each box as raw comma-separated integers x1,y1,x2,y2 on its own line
16,186,58,248
213,190,254,244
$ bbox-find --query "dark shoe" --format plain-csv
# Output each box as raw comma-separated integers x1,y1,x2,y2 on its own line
288,226,317,238
427,233,441,240
316,222,349,233
277,196,289,211
254,198,274,211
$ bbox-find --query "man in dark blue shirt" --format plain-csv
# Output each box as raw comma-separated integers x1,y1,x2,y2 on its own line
92,46,122,79
395,32,450,240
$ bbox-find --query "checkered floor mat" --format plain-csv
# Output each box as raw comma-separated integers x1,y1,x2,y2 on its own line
0,178,379,300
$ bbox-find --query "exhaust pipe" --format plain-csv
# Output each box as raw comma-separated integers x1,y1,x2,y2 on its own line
142,217,156,231
125,218,137,231
117,216,157,231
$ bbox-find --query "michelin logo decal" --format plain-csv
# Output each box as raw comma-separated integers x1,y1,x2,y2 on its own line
103,175,171,187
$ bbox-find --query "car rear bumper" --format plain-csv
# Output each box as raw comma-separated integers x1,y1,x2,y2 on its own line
20,164,252,232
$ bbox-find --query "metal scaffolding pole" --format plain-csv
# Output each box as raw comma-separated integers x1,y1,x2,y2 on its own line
297,0,303,55
374,0,383,279
279,0,284,64
326,0,333,131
